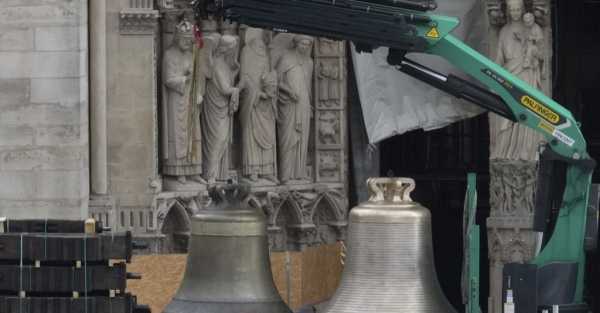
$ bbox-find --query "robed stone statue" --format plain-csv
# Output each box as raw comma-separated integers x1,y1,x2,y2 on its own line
239,28,279,184
202,34,241,184
489,0,546,161
273,34,314,184
161,19,206,186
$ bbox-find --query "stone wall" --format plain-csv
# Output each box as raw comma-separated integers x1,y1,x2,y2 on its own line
0,0,89,219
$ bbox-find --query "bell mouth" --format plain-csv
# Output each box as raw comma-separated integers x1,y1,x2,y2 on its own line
164,298,291,313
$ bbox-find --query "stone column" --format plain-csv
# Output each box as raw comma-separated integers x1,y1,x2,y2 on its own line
90,0,109,195
482,1,552,313
0,0,90,219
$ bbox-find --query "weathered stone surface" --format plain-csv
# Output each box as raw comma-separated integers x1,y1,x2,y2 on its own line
0,104,80,126
111,178,151,196
0,199,84,219
0,28,33,51
0,3,82,27
34,170,83,199
35,26,80,51
31,52,81,78
109,145,153,177
0,125,34,146
0,52,32,78
108,111,154,146
0,0,88,220
0,52,81,79
0,147,84,171
0,171,36,199
30,78,81,105
0,79,29,108
34,125,82,146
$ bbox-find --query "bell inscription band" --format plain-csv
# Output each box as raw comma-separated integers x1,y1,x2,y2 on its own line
163,184,291,313
323,177,457,313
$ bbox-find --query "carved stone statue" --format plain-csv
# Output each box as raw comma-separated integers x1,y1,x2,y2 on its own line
202,34,241,184
489,0,546,161
161,19,206,186
239,28,279,184
273,34,314,184
485,2,551,313
318,60,340,106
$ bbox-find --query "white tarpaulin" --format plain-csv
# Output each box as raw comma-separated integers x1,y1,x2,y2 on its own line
352,0,487,144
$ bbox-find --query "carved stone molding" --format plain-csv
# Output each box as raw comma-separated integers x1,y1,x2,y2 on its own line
151,185,347,253
489,160,537,217
119,9,160,35
249,186,348,251
314,38,347,185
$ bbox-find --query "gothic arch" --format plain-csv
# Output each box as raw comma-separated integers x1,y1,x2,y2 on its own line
310,190,346,223
276,195,304,226
158,199,192,253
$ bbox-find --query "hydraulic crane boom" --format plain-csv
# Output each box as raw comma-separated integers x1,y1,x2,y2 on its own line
194,0,596,310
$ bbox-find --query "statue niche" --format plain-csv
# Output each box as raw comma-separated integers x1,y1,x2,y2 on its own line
161,19,207,188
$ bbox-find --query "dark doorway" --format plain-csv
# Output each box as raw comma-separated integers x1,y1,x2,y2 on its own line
380,114,491,313
553,0,600,312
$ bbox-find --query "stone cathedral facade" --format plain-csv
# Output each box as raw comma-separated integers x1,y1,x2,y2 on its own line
97,0,348,252
0,0,349,253
0,1,561,306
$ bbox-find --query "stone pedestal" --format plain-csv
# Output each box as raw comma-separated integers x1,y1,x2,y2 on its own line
0,0,89,219
487,160,539,313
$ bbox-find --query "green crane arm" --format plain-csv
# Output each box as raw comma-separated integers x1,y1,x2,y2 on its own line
423,17,594,302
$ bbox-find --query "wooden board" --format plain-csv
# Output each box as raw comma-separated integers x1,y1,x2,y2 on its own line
126,243,344,313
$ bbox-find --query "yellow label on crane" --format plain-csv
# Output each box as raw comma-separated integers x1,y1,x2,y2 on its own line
426,27,440,38
521,95,560,124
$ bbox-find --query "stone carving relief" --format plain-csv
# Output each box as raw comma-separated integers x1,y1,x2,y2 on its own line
318,38,340,56
318,151,342,182
317,60,341,107
489,160,537,216
148,3,348,251
318,111,341,145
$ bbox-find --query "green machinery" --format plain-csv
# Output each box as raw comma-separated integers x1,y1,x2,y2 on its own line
195,0,597,311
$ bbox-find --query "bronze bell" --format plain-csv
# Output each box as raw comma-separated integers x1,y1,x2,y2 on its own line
323,178,457,313
163,184,291,313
